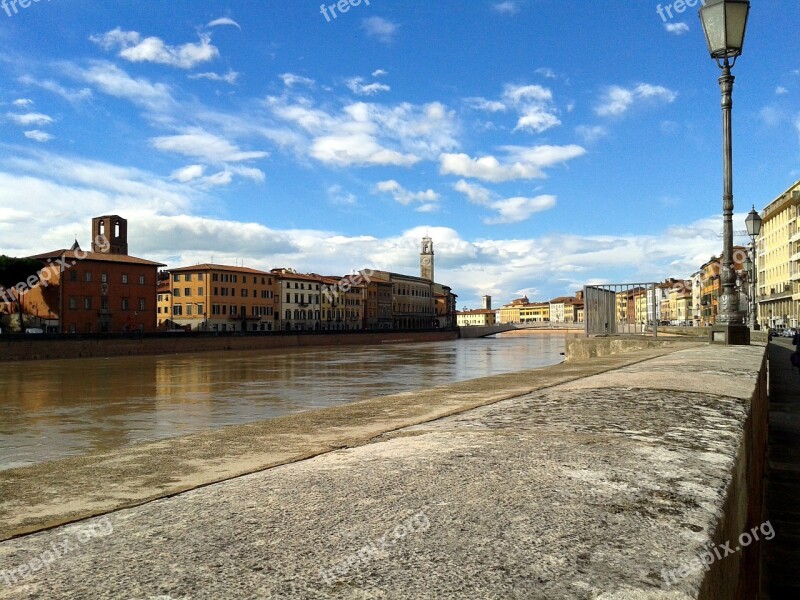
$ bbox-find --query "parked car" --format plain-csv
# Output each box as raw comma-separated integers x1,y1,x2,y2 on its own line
24,328,44,334
782,328,797,338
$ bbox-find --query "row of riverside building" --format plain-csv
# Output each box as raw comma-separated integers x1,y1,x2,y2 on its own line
0,216,458,334
456,293,586,327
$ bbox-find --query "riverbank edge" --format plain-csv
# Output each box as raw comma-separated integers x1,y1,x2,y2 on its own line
0,329,458,362
0,342,698,541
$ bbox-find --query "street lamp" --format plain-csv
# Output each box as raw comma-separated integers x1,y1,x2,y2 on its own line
699,0,751,345
745,205,762,330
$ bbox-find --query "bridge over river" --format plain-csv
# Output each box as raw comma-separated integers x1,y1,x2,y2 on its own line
458,323,584,338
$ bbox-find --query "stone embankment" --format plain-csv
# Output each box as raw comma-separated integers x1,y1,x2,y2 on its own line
0,341,768,599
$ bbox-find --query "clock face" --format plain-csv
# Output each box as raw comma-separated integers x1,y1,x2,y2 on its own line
422,257,431,265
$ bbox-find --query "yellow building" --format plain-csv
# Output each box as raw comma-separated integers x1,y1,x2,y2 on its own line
498,296,529,324
520,302,550,323
457,309,497,326
756,181,800,330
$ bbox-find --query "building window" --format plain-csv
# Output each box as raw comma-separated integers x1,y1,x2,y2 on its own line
83,297,92,310
186,304,193,316
139,275,145,285
173,289,181,297
197,303,204,315
184,288,190,297
197,287,204,296
84,272,92,282
101,273,108,283
139,299,146,311
70,270,77,281
101,298,109,310
198,273,204,281
122,274,128,284
173,274,181,282
68,297,77,310
122,298,129,310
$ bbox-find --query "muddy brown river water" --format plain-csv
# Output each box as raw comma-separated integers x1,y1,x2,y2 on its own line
0,332,568,469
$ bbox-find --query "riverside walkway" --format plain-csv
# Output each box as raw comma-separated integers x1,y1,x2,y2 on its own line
764,338,800,597
0,342,767,599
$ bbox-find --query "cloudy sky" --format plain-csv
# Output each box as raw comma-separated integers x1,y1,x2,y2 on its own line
1,0,798,308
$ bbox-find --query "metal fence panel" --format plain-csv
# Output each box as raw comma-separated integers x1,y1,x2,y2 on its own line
583,283,659,337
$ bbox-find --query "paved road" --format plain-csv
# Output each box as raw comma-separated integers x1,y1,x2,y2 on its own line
764,338,800,598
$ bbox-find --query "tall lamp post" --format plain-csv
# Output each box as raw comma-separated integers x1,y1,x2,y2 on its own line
745,205,762,330
699,0,751,345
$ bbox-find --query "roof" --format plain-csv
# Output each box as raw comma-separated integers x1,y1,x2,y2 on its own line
29,250,165,267
270,269,323,283
169,263,271,275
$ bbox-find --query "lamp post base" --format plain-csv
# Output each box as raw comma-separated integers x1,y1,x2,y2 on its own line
710,323,751,345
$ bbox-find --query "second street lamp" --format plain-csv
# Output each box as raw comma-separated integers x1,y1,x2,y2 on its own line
745,205,762,330
699,0,751,345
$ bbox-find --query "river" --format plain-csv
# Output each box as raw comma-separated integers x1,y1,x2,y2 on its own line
0,332,567,470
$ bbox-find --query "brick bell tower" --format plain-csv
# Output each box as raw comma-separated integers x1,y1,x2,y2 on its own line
91,215,128,255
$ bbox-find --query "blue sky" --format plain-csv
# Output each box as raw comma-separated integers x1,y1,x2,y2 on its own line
1,0,798,308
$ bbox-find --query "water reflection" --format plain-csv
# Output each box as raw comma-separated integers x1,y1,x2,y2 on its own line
0,333,565,469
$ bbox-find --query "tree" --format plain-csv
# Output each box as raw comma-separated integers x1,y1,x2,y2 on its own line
0,256,45,332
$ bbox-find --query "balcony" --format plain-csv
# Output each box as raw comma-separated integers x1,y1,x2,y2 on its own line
790,231,800,244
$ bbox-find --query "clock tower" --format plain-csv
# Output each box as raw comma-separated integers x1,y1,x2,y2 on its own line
420,236,434,281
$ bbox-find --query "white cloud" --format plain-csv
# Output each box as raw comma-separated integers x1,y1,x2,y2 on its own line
453,179,555,224
493,1,520,15
372,69,388,78
594,83,677,117
268,95,459,168
152,129,268,164
345,77,390,96
327,184,358,206
90,28,219,69
440,144,585,183
664,22,690,35
362,17,399,43
374,180,441,209
6,112,53,126
188,70,240,85
503,84,561,133
0,148,741,306
575,124,608,143
17,76,93,104
23,130,54,143
776,86,788,95
171,164,205,182
75,62,174,111
535,67,557,79
12,98,33,107
280,73,316,88
207,17,241,30
464,97,507,112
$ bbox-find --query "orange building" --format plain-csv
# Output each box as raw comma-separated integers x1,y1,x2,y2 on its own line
19,216,164,333
165,264,276,332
